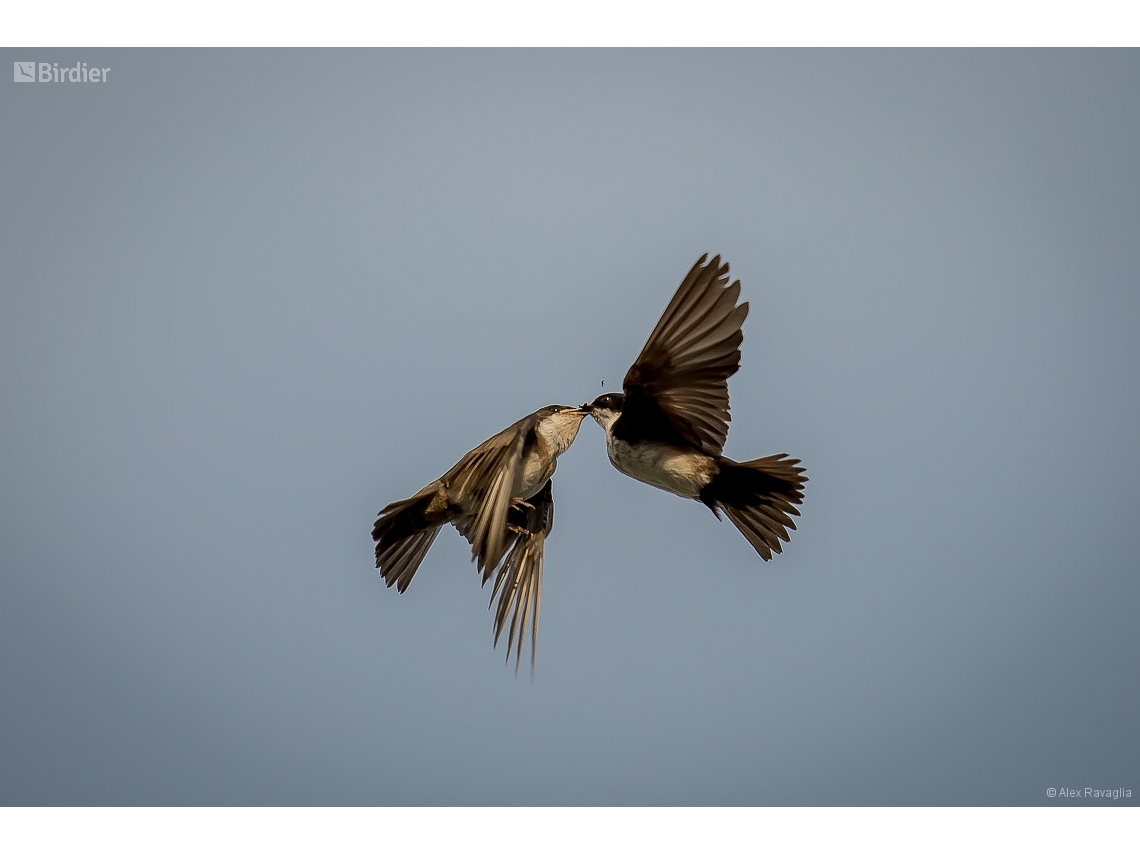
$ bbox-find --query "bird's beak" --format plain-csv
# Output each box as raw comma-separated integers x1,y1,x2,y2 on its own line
577,403,591,414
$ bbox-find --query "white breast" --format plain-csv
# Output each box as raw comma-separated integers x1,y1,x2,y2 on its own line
515,411,585,499
606,435,716,499
516,448,555,500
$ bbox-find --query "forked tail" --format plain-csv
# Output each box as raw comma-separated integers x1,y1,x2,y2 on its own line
372,482,452,592
698,454,807,560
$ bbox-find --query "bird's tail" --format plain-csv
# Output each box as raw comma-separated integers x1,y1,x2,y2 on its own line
699,454,807,560
372,481,454,592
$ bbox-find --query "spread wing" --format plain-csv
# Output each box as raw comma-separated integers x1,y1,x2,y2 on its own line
446,411,537,575
489,478,554,675
620,254,748,456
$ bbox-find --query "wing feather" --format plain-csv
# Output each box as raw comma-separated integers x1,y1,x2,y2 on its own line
490,479,554,675
621,255,749,456
444,413,536,576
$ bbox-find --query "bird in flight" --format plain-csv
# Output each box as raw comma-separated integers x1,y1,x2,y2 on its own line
584,254,806,559
372,404,587,671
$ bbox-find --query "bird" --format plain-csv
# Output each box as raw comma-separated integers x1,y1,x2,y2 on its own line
372,404,588,669
583,254,806,560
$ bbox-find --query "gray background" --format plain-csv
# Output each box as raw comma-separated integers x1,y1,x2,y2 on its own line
1,50,1137,805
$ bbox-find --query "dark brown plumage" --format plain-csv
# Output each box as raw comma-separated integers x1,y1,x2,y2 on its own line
619,253,749,456
489,478,554,675
586,254,807,560
372,404,585,669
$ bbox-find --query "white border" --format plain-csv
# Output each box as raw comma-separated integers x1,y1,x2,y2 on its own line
2,807,1138,854
4,1,1140,47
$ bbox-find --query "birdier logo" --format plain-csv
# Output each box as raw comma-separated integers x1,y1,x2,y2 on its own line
13,61,110,83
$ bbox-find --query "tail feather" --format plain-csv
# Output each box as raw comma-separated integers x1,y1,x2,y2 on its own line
700,454,807,560
376,527,442,592
372,482,453,592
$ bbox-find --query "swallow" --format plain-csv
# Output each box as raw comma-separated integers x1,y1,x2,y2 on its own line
372,404,587,668
584,254,806,560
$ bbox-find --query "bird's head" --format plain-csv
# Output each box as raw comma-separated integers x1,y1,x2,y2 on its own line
535,404,589,456
583,393,624,431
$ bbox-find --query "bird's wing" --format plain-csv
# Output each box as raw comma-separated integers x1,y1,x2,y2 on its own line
445,412,535,575
490,478,554,675
621,254,749,456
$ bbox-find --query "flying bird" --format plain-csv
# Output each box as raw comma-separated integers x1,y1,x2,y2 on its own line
372,404,587,669
584,254,806,559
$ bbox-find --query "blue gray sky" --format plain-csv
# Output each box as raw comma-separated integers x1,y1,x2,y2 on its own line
1,49,1137,805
